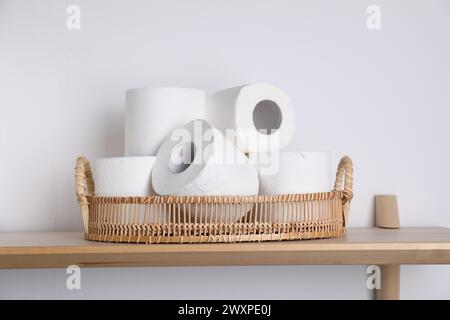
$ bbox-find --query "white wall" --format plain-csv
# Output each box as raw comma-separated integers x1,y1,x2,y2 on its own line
1,0,449,299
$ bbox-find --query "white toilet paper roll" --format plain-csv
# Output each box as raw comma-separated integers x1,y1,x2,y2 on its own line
252,151,331,195
94,157,156,196
206,82,295,153
152,119,259,222
249,151,331,223
125,87,206,156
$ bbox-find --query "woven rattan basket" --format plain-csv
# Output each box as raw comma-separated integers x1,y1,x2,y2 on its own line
75,156,353,243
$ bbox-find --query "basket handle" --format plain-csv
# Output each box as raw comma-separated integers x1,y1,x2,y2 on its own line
75,156,95,234
333,156,353,226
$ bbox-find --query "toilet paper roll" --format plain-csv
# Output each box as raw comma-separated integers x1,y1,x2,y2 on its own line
252,151,331,195
125,87,206,156
206,82,295,153
94,157,156,196
249,151,331,222
152,119,259,222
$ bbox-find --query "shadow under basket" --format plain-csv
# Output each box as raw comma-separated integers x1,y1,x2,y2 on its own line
75,156,353,243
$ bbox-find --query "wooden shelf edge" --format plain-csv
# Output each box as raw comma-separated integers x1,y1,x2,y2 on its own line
1,227,450,269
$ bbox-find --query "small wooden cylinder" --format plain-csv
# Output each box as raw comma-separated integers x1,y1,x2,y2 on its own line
375,195,400,229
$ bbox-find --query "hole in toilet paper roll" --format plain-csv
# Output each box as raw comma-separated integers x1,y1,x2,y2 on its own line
168,142,196,174
252,100,282,135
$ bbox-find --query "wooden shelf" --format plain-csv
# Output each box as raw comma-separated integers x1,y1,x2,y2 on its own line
1,227,450,269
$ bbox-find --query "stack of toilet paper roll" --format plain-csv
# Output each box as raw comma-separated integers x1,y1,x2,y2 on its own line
94,82,331,222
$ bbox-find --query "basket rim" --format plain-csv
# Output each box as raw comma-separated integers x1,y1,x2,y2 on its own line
87,190,346,204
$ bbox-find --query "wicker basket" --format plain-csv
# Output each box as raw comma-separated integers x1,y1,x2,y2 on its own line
75,156,353,243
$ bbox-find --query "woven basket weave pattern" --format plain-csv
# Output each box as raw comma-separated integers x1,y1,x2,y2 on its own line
76,156,353,243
